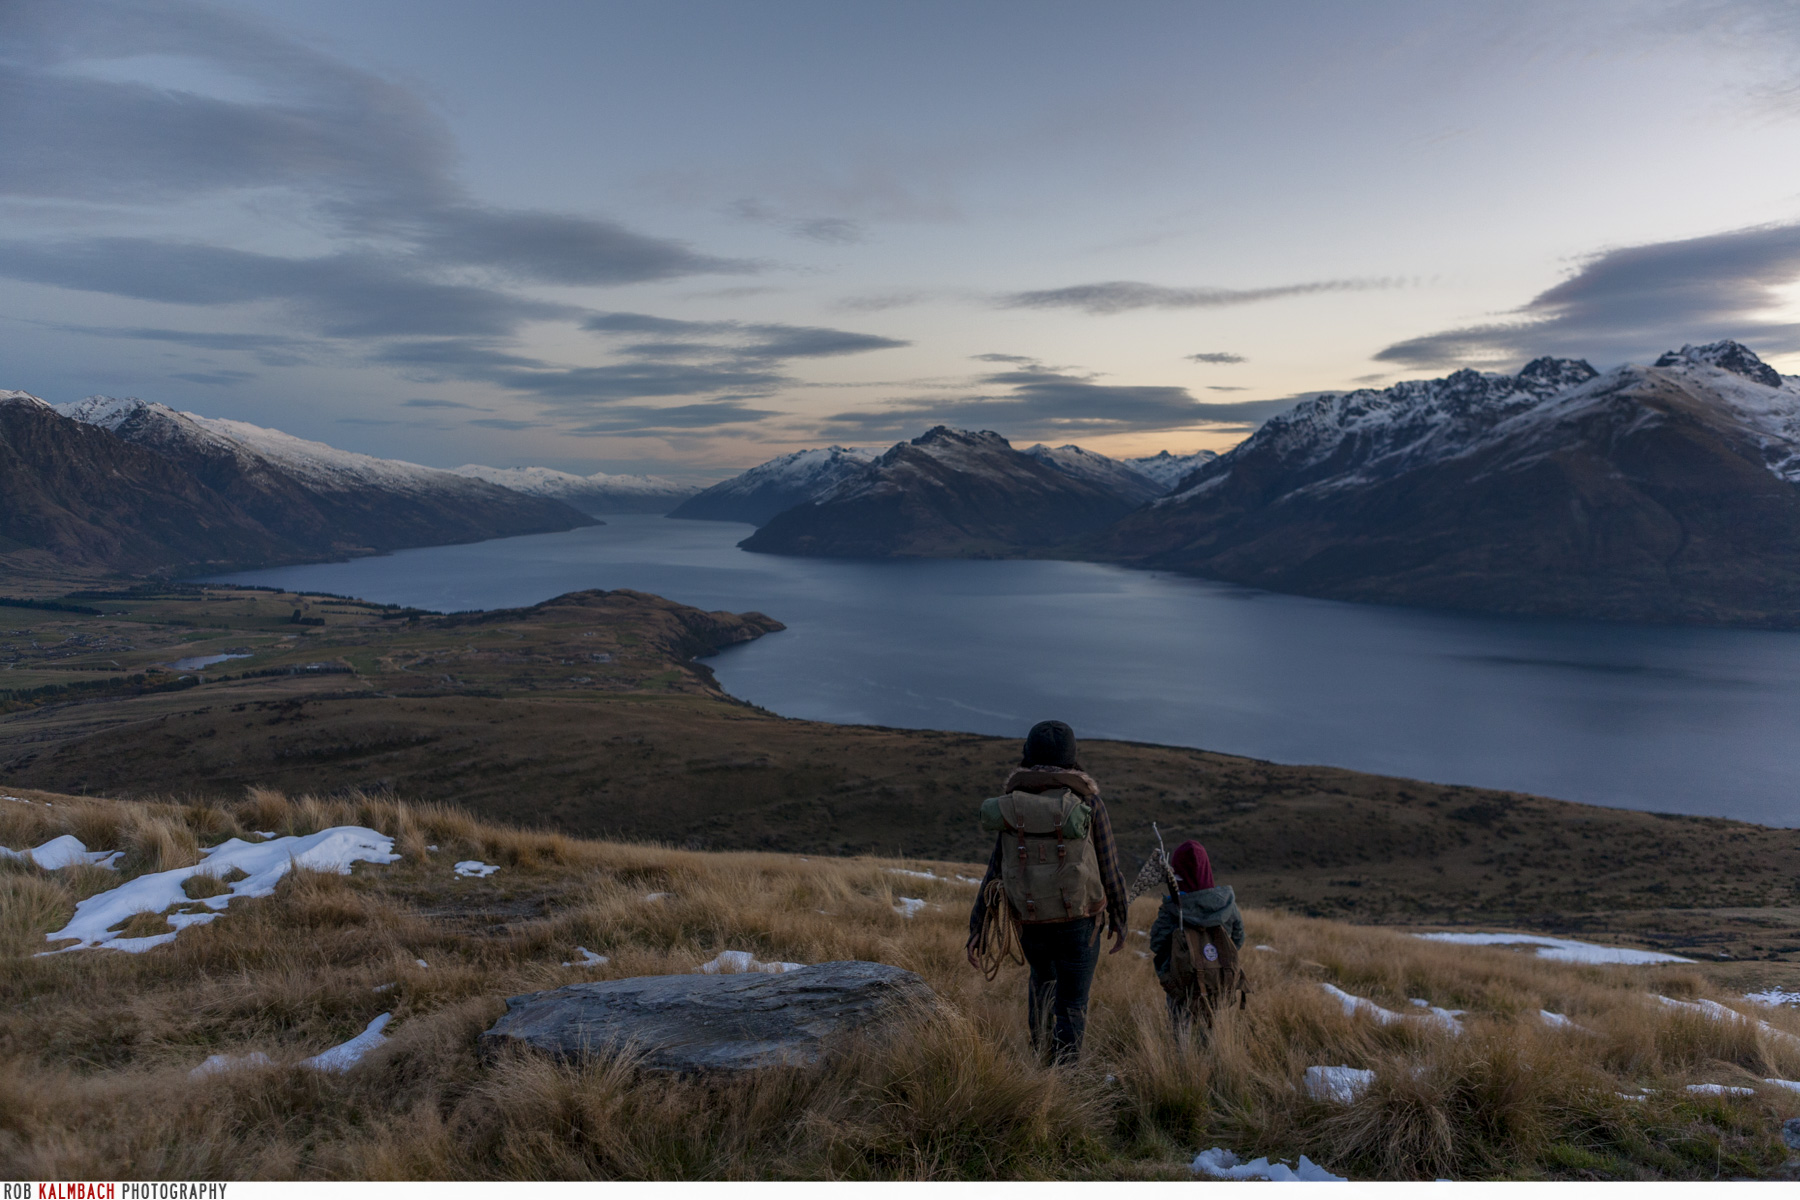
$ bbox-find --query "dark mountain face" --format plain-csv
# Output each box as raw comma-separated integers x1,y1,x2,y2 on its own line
0,396,292,573
53,396,595,564
1093,343,1800,627
739,426,1146,558
3,393,596,577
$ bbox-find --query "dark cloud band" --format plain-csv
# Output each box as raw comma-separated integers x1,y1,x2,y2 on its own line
999,278,1397,315
816,364,1294,441
1376,221,1800,369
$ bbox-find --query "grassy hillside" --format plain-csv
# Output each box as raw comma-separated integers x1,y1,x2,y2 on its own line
4,582,1799,971
4,787,1799,1180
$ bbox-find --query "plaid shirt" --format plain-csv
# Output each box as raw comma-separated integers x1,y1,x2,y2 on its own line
966,790,1129,941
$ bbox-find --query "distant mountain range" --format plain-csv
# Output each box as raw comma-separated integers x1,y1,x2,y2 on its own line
19,337,1800,628
669,446,877,525
674,440,1214,529
450,462,696,516
717,340,1800,628
738,427,1162,557
1093,340,1800,626
2,393,595,574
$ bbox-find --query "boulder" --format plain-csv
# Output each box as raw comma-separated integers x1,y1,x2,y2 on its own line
479,960,934,1073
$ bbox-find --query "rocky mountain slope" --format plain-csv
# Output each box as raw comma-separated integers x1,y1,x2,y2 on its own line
49,395,594,566
739,426,1150,558
1127,448,1218,489
1094,341,1800,627
1022,443,1166,505
450,463,695,515
0,393,295,573
668,446,876,525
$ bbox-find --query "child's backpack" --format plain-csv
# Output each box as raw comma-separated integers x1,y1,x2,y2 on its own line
1163,919,1250,1021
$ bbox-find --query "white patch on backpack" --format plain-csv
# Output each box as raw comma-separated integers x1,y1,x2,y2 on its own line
1202,942,1219,962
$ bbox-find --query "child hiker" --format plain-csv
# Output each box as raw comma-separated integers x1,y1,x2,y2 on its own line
1146,839,1247,1040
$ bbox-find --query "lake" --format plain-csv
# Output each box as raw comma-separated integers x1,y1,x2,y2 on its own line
211,515,1800,828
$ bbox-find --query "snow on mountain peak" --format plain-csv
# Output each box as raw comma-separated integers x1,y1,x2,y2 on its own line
1023,443,1166,503
58,394,162,430
1200,357,1603,494
1654,340,1783,388
736,445,876,488
0,390,53,410
1126,449,1219,490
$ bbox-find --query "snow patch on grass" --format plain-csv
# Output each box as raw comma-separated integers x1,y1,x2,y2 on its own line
1686,1083,1755,1097
562,946,608,967
1192,1146,1348,1182
1657,994,1800,1048
1,834,121,870
1539,1009,1591,1032
453,860,498,878
1407,997,1467,1034
1415,931,1690,964
189,1051,272,1077
1320,983,1403,1026
1747,990,1800,1008
41,826,399,953
893,897,927,918
299,1013,391,1072
1304,1065,1375,1104
696,950,805,975
887,867,978,886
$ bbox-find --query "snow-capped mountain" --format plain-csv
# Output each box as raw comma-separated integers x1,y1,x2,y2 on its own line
1126,449,1219,490
668,446,877,526
450,463,696,515
1097,341,1800,627
739,427,1148,558
51,396,593,563
1023,444,1165,505
2,393,296,572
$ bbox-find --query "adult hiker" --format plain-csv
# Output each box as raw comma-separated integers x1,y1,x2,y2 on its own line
1146,839,1247,1040
965,719,1129,1064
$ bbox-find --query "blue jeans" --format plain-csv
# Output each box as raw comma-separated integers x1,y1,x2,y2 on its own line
1020,916,1100,1064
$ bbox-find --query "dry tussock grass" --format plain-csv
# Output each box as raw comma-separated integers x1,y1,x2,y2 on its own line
1,786,1797,1180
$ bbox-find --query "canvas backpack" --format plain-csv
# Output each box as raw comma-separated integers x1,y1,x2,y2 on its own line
1163,918,1250,1022
978,789,1107,923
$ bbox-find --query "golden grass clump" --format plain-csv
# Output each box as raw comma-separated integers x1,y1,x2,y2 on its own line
0,786,1797,1181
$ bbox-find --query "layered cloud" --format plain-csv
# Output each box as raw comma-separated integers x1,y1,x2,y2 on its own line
0,0,749,416
367,311,907,432
1376,221,1800,369
816,361,1294,441
999,279,1397,315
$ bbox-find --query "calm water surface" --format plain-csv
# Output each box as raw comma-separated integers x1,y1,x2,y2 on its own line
212,515,1800,827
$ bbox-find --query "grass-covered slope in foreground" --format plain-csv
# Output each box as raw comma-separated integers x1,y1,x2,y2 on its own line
5,788,1799,1180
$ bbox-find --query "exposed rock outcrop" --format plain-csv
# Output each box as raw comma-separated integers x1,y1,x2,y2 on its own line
480,960,933,1072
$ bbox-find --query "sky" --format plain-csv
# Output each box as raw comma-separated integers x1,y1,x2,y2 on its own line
7,1,1800,481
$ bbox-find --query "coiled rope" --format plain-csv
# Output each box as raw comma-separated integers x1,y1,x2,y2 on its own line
971,877,1024,982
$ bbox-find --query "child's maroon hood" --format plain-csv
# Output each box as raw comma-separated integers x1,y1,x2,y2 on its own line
1171,840,1214,892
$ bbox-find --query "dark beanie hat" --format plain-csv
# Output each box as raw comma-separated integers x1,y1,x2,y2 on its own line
1021,720,1078,768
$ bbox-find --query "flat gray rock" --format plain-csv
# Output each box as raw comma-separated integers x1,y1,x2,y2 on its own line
480,960,934,1073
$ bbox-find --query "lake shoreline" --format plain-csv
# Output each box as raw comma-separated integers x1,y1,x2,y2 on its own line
206,515,1800,829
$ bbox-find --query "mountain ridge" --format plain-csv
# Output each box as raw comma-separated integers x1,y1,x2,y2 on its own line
739,426,1151,558
1097,340,1800,626
449,463,696,516
8,393,595,574
668,445,878,526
